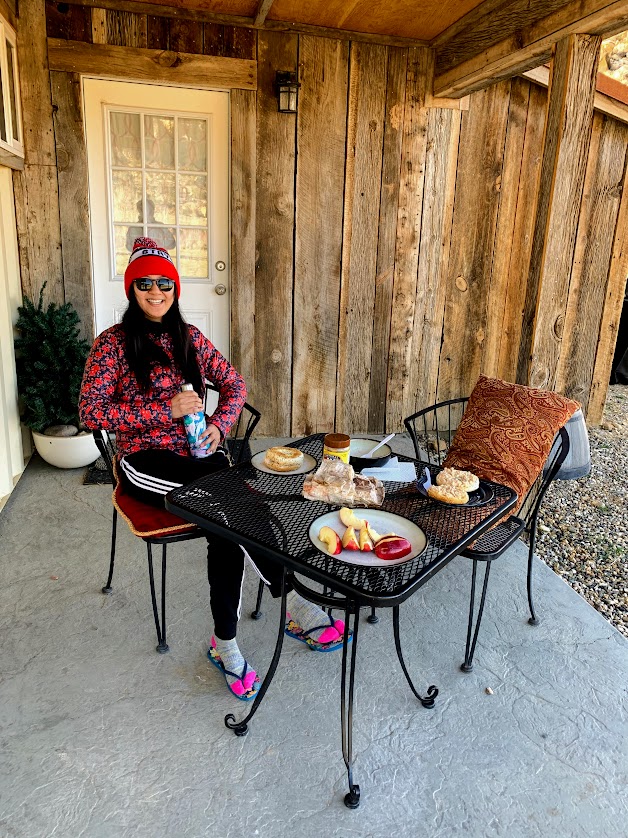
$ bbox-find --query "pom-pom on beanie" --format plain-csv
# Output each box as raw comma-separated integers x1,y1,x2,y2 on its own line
124,236,180,299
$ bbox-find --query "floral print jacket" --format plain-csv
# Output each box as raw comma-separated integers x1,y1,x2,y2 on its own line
79,324,246,458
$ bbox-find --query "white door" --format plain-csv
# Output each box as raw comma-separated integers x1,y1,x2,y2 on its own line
83,78,230,358
0,165,26,509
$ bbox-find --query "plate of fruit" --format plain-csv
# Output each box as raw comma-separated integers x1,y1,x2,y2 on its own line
308,507,427,567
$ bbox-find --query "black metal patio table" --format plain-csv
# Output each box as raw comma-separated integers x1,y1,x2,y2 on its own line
165,433,517,808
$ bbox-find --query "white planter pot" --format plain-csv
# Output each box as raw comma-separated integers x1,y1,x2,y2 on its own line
32,430,99,469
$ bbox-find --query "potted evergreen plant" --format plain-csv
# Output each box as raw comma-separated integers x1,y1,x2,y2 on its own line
14,285,99,469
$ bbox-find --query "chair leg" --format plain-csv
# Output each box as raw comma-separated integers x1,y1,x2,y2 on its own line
367,607,379,624
251,578,264,620
102,508,118,594
147,542,169,654
526,526,539,626
461,560,492,673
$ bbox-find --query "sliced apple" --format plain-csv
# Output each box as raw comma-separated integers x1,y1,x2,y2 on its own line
358,526,374,552
319,526,342,555
374,535,412,561
342,526,360,551
339,507,366,529
366,522,383,544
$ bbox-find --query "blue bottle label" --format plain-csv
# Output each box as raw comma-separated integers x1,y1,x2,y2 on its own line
183,411,211,458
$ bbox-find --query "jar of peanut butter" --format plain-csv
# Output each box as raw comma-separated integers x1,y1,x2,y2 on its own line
323,433,350,463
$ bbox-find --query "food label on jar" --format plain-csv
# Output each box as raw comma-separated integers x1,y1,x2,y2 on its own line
323,447,350,463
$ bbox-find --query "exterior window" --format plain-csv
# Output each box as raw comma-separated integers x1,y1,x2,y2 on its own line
107,107,211,280
0,16,22,158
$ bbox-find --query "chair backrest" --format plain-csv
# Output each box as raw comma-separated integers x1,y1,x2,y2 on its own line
404,399,571,529
93,429,117,485
518,425,569,530
404,398,469,466
205,382,261,464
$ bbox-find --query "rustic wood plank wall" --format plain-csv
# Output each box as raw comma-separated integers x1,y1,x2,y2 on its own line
22,1,628,433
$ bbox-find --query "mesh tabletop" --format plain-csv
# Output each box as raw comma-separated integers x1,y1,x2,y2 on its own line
166,434,517,606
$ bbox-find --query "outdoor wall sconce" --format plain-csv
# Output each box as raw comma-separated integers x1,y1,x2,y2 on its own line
275,71,300,113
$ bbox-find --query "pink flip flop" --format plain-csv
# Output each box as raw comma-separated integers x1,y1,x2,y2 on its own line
207,637,260,701
285,613,352,652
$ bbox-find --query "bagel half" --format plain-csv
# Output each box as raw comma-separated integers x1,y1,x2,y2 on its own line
263,446,304,472
436,467,480,493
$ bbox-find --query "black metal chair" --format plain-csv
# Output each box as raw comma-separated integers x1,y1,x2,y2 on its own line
94,385,261,653
404,398,570,671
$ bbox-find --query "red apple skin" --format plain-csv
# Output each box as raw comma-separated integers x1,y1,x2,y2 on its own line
342,526,360,551
319,526,342,555
374,535,412,561
358,527,374,552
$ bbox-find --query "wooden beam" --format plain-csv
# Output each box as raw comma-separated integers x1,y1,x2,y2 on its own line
254,0,275,28
517,34,602,390
16,0,64,307
230,88,256,397
50,71,94,341
0,147,23,170
0,0,17,30
253,30,298,436
434,0,628,99
435,0,580,69
588,157,628,423
60,0,429,48
523,65,628,126
47,38,257,90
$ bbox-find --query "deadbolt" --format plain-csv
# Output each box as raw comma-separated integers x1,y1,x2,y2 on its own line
215,284,227,295
215,260,226,271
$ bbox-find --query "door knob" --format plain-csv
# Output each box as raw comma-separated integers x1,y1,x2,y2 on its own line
215,284,227,295
215,260,226,271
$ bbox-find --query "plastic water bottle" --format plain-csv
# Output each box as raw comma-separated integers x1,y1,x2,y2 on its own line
181,383,211,458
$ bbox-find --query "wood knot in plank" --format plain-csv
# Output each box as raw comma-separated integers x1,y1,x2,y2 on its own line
56,148,70,172
455,275,467,292
529,362,549,389
553,314,564,340
154,51,182,69
270,350,282,363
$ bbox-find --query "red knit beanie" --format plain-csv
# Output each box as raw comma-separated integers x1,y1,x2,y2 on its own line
124,236,180,299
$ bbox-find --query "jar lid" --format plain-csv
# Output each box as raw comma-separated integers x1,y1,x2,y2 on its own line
324,433,350,448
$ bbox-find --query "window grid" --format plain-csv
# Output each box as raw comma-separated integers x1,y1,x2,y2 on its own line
107,107,211,280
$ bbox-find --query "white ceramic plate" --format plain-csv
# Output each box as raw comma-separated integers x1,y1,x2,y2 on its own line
309,509,427,567
251,449,317,475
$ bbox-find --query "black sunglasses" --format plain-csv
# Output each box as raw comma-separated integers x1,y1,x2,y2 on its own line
133,277,175,292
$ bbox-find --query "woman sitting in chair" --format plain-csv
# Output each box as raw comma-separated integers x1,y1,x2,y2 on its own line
79,237,348,701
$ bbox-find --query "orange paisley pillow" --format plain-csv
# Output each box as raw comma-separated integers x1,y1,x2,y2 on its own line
443,376,580,514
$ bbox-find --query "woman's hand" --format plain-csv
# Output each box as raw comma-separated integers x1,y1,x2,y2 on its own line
170,389,204,419
198,422,221,454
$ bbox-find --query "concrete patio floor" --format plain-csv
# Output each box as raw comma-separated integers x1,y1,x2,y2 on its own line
1,445,627,838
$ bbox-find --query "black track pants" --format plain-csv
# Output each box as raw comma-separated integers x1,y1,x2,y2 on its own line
119,448,285,640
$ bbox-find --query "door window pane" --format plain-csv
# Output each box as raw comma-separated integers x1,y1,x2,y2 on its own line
148,225,177,255
178,228,208,278
178,118,207,171
0,66,7,142
145,172,176,226
179,175,207,225
110,112,141,167
112,170,142,222
114,225,133,275
6,41,18,142
144,115,174,169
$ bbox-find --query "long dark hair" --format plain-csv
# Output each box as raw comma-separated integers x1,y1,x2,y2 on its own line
121,293,203,395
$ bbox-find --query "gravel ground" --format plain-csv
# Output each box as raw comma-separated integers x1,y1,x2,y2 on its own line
535,384,628,639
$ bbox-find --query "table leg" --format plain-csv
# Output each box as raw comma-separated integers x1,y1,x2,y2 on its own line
224,566,288,737
392,605,438,709
340,605,361,809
